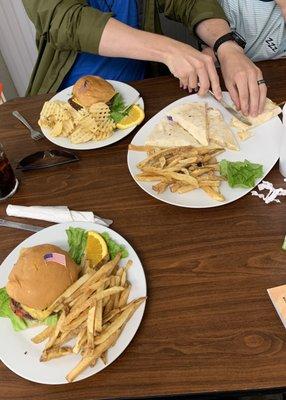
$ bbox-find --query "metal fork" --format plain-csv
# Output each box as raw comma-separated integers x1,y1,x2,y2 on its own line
12,111,44,141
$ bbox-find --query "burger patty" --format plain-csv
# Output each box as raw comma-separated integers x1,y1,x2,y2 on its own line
10,299,34,320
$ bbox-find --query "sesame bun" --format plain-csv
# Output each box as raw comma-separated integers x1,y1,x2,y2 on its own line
6,244,79,310
72,75,116,107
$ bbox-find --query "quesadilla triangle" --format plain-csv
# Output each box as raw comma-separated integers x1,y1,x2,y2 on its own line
168,102,208,146
207,107,239,151
145,118,201,147
231,98,281,133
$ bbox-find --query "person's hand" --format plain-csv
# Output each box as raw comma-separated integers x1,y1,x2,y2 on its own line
202,46,217,63
217,42,267,117
163,40,222,100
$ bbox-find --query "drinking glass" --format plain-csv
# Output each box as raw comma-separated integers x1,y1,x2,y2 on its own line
0,143,18,201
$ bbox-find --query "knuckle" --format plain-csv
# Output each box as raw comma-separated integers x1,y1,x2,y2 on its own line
203,54,213,64
195,60,204,70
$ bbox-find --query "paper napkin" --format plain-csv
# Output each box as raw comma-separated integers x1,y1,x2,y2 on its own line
6,205,113,227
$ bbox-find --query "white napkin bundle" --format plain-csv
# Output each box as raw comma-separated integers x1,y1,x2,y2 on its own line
6,205,113,227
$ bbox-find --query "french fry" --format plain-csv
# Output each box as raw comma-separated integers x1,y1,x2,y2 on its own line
136,174,166,182
201,186,225,201
66,332,119,382
76,254,121,294
94,284,104,333
47,272,92,314
32,325,54,344
128,144,159,152
44,310,66,350
94,297,145,345
177,185,196,194
40,346,73,362
152,180,170,193
101,351,108,365
73,328,87,354
118,285,131,308
112,277,121,310
87,306,96,350
61,310,89,333
55,328,81,347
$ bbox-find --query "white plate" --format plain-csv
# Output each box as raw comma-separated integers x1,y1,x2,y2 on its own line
127,92,283,208
41,80,144,150
0,222,146,384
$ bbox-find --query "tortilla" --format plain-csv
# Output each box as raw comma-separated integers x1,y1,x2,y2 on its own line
145,118,200,148
168,103,208,146
231,98,281,133
207,107,239,151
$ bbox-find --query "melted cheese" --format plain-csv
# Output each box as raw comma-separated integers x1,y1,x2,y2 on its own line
22,305,50,321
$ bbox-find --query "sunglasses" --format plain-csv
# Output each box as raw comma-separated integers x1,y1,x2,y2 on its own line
16,149,79,171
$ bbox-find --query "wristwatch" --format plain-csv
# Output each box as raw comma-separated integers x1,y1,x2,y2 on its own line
213,31,246,55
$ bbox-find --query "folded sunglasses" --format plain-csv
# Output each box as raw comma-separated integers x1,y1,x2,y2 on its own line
16,149,79,171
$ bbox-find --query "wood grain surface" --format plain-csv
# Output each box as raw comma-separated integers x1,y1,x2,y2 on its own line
0,60,286,400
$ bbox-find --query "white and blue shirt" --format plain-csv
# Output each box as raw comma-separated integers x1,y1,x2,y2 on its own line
217,0,286,61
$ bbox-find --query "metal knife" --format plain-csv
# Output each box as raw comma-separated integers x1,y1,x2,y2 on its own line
0,219,44,232
208,90,252,126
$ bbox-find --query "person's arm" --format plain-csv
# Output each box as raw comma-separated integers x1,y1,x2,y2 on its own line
22,0,112,54
196,18,266,117
275,0,286,20
162,0,266,117
99,18,222,98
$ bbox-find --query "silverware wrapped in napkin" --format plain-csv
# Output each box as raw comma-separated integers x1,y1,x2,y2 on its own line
6,205,113,227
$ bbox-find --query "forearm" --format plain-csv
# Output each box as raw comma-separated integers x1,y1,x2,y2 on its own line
99,17,177,63
195,18,231,48
195,18,244,60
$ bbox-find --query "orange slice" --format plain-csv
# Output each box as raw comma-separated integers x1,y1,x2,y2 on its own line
116,105,145,130
85,231,108,267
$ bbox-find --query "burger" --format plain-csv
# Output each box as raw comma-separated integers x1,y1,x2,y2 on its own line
5,244,79,327
69,75,116,110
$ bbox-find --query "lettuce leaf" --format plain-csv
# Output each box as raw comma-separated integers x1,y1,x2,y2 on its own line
66,227,88,264
220,159,263,188
101,232,129,259
109,93,129,123
0,287,58,331
43,314,58,326
66,227,128,263
0,287,27,331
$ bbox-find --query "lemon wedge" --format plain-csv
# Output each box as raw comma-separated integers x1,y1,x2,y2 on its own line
116,105,145,130
85,231,108,267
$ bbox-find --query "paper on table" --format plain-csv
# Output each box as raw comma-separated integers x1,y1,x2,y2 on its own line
6,205,113,227
268,283,286,329
279,104,286,177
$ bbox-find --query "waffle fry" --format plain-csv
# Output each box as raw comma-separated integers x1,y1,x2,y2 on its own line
39,98,118,144
61,120,75,137
70,129,94,144
89,102,110,121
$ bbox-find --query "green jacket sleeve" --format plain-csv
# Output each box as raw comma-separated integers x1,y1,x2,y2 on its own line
22,0,112,54
158,0,227,34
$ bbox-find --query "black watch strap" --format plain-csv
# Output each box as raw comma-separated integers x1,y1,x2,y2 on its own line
213,32,246,55
213,33,236,54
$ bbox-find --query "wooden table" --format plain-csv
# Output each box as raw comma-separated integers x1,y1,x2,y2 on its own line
1,60,286,400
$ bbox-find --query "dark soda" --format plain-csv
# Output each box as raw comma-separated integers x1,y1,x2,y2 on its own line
0,151,17,199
